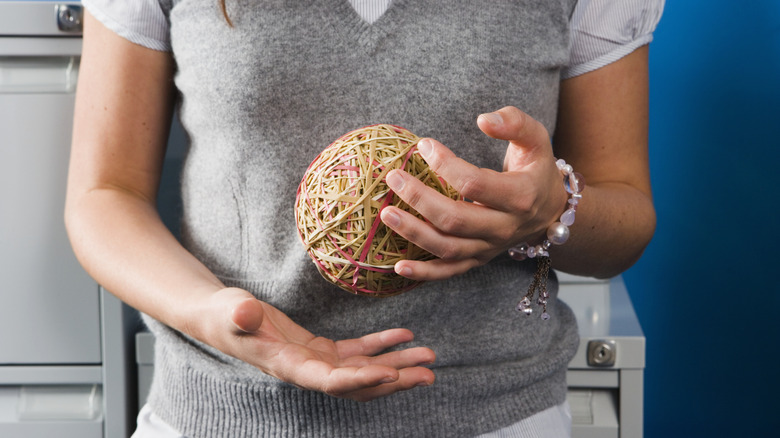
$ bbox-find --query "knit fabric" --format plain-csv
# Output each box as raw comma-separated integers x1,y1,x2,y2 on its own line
95,0,586,436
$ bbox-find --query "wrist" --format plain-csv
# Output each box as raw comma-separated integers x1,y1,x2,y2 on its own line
173,282,230,344
510,158,584,260
509,158,584,320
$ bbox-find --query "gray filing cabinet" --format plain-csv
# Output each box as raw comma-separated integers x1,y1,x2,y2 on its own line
0,2,139,437
559,274,645,438
137,275,645,437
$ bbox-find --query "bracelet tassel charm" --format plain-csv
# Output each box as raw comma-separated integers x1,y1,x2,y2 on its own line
516,256,552,320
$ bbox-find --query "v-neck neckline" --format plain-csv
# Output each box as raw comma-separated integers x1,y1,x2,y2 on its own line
319,0,411,52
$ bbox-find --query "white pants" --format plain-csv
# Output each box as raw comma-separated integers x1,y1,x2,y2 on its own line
476,402,571,438
131,405,186,438
132,401,571,438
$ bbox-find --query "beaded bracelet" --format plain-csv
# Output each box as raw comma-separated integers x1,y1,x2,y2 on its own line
508,159,584,320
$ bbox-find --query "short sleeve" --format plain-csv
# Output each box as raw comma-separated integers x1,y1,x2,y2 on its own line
82,0,172,51
562,0,665,79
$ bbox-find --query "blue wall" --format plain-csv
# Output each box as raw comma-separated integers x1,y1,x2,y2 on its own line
622,1,780,436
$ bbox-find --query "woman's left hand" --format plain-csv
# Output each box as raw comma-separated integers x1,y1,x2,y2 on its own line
380,106,567,281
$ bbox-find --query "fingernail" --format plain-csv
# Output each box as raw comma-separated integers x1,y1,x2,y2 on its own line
416,381,432,387
381,208,401,227
386,170,405,191
396,265,412,277
478,112,502,126
380,376,397,384
416,139,432,160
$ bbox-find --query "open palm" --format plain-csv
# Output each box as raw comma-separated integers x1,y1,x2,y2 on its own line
210,287,436,402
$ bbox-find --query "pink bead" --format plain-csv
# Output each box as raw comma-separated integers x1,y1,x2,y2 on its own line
508,243,529,261
508,247,528,261
560,208,576,226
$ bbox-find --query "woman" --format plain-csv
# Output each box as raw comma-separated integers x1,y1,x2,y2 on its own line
66,1,662,436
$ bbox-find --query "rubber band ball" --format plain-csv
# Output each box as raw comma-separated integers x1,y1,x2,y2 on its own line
295,124,460,297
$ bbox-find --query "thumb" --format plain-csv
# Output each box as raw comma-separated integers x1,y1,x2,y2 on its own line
223,288,265,333
477,106,553,169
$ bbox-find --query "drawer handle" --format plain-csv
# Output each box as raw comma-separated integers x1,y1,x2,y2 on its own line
56,5,83,34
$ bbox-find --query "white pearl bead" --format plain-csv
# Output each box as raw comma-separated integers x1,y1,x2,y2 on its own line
546,222,570,245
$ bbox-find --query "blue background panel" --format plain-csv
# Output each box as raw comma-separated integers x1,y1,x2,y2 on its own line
623,1,780,436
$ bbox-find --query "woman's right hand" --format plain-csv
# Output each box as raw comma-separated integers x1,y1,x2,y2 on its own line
200,287,436,402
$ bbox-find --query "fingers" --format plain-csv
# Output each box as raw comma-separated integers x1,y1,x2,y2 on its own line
341,367,435,402
341,346,436,370
305,330,435,401
290,359,398,394
383,159,531,243
406,139,521,210
335,329,436,376
310,361,435,402
299,363,434,402
285,344,435,402
335,328,414,357
376,109,561,282
394,257,482,282
381,203,495,261
381,152,518,271
477,106,551,158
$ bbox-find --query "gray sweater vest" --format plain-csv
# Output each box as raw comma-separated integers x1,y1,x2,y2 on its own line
145,0,580,436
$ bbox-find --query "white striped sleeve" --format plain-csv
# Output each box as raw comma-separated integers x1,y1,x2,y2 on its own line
82,0,171,52
562,0,665,79
349,0,394,24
